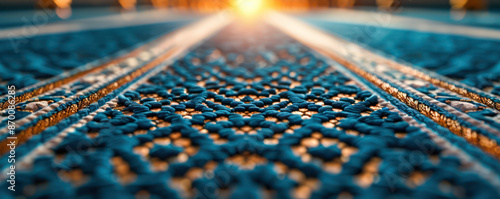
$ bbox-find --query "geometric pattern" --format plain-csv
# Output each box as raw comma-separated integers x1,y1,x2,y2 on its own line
3,22,499,199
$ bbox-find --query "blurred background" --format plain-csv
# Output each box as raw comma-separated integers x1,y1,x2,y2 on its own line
1,0,499,11
1,0,499,28
1,0,499,29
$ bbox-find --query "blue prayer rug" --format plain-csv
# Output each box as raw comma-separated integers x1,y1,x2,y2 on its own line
1,8,500,199
2,21,499,199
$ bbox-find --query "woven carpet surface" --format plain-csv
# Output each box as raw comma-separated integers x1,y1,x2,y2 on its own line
1,10,500,199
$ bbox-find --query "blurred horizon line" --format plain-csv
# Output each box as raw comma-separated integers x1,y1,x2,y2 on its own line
1,0,500,11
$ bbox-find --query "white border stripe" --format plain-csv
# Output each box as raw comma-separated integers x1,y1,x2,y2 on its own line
299,8,500,40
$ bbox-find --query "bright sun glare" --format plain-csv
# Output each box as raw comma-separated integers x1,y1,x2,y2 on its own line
234,0,265,17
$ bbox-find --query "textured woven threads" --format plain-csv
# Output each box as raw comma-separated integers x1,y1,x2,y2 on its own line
3,23,498,199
